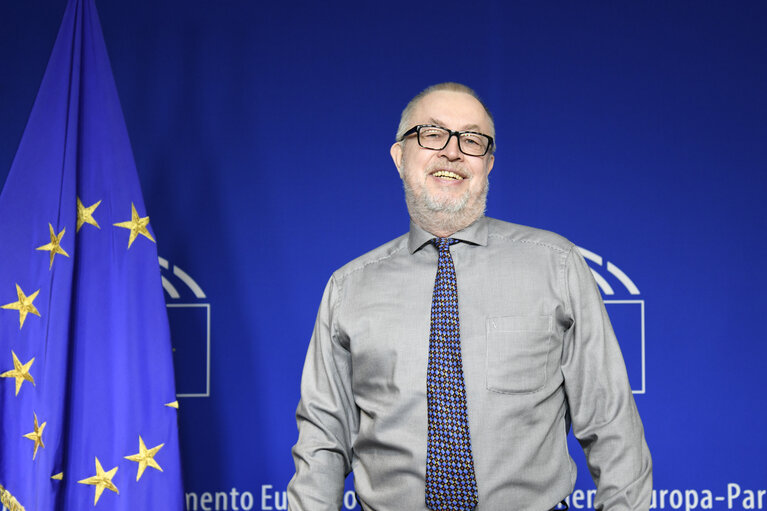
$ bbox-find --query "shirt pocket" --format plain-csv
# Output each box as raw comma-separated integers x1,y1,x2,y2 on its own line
485,315,553,394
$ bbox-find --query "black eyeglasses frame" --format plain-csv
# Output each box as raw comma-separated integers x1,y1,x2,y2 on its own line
399,124,494,157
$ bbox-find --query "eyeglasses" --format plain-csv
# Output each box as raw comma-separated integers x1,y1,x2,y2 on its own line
400,124,494,157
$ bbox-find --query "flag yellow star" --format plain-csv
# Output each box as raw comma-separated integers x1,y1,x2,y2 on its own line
1,351,35,395
51,472,64,480
78,457,119,505
36,223,70,269
1,284,41,329
164,400,179,409
124,436,164,481
23,412,46,460
77,197,101,232
113,202,155,248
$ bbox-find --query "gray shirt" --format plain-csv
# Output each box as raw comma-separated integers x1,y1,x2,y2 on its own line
288,216,652,511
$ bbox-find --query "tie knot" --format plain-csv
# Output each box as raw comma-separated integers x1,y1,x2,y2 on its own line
431,238,458,253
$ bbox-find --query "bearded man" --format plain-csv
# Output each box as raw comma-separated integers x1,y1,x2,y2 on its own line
288,82,652,511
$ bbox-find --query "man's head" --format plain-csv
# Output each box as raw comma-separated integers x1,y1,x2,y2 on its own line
390,83,495,237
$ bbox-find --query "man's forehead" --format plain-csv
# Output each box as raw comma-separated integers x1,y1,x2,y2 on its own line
412,90,491,131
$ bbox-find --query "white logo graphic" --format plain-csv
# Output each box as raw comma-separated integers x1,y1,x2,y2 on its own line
159,257,210,398
577,247,646,394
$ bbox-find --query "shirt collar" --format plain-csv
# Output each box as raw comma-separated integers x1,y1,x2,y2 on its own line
407,216,489,254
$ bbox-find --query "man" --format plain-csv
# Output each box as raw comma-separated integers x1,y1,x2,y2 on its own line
288,82,652,511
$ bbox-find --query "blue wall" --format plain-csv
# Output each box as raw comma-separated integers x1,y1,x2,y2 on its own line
2,2,766,509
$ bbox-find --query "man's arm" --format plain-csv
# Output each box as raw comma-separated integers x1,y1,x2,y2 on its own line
561,247,653,510
288,275,358,511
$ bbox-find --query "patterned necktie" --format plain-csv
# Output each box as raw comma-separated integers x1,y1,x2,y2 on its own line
425,238,479,511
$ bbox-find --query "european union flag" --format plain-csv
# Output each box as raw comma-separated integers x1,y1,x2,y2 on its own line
0,0,183,509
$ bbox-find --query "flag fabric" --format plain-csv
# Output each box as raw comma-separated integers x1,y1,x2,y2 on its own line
0,0,183,509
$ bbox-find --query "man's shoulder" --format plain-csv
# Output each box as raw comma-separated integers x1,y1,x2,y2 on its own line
484,217,575,255
332,232,410,281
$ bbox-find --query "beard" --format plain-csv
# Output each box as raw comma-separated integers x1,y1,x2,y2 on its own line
401,163,489,237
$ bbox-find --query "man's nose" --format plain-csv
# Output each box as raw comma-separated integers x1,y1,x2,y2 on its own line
440,133,463,160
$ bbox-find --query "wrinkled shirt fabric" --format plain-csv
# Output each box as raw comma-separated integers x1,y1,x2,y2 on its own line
288,216,652,511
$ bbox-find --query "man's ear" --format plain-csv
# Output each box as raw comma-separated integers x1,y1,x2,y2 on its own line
390,142,404,178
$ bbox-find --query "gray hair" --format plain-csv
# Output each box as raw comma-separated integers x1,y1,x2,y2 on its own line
395,82,495,152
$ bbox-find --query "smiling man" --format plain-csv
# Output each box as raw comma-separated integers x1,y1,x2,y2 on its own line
288,83,652,511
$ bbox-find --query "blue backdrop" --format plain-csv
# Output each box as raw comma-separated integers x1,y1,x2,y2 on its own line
1,2,766,510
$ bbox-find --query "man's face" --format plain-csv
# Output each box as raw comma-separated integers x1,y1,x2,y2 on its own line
390,90,495,232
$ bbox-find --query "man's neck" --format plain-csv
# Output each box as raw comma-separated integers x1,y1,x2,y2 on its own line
413,213,481,238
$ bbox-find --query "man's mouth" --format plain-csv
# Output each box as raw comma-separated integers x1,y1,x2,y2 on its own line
431,170,465,181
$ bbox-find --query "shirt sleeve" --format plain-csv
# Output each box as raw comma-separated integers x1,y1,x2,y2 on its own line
287,275,358,511
561,247,653,511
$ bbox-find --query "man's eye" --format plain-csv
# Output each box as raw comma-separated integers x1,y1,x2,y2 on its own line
462,136,481,146
422,130,444,139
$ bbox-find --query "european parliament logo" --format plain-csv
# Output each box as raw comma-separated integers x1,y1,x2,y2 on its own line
159,257,210,398
578,247,646,394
